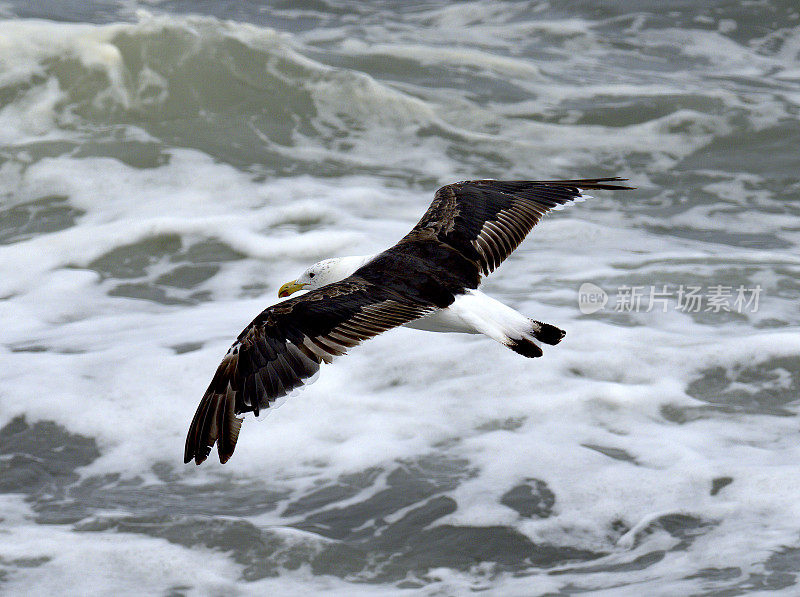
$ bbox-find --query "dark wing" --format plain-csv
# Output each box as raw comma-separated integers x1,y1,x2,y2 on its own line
409,177,633,276
185,278,432,465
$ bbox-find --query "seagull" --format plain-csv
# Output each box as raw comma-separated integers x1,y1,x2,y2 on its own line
185,177,632,464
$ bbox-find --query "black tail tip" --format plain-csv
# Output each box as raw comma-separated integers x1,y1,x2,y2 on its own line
507,337,543,358
533,321,566,346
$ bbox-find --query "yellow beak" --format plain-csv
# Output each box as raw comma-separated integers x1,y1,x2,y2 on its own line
278,280,308,298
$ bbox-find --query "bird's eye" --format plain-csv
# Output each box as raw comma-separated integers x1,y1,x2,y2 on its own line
309,272,315,278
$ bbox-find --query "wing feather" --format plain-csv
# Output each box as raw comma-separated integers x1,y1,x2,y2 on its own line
409,177,633,277
185,279,432,464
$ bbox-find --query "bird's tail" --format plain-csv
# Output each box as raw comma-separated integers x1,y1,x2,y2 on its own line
531,320,566,345
506,336,543,358
449,290,565,359
505,321,565,358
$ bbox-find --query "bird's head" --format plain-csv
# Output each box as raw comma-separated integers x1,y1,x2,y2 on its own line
278,258,341,298
278,256,374,298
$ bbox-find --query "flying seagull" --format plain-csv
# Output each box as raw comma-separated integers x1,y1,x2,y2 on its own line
185,177,632,464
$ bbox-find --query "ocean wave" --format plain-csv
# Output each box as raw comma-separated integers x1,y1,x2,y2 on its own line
2,12,796,184
1,4,800,595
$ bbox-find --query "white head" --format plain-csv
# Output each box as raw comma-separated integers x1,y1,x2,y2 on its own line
278,255,374,298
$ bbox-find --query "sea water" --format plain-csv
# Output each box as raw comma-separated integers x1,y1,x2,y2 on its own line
1,1,799,595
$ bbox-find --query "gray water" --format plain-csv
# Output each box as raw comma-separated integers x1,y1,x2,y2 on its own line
0,1,799,595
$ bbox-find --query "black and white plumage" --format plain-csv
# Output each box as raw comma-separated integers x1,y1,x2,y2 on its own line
185,178,633,465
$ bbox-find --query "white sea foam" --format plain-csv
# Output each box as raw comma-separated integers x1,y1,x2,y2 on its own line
0,7,799,595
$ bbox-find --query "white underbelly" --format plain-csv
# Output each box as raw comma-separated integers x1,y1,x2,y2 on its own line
402,305,479,333
401,289,533,343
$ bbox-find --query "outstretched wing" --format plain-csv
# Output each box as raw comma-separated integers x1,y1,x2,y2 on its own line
185,278,432,465
410,177,633,276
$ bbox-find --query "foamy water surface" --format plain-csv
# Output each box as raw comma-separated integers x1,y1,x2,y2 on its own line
1,1,799,595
